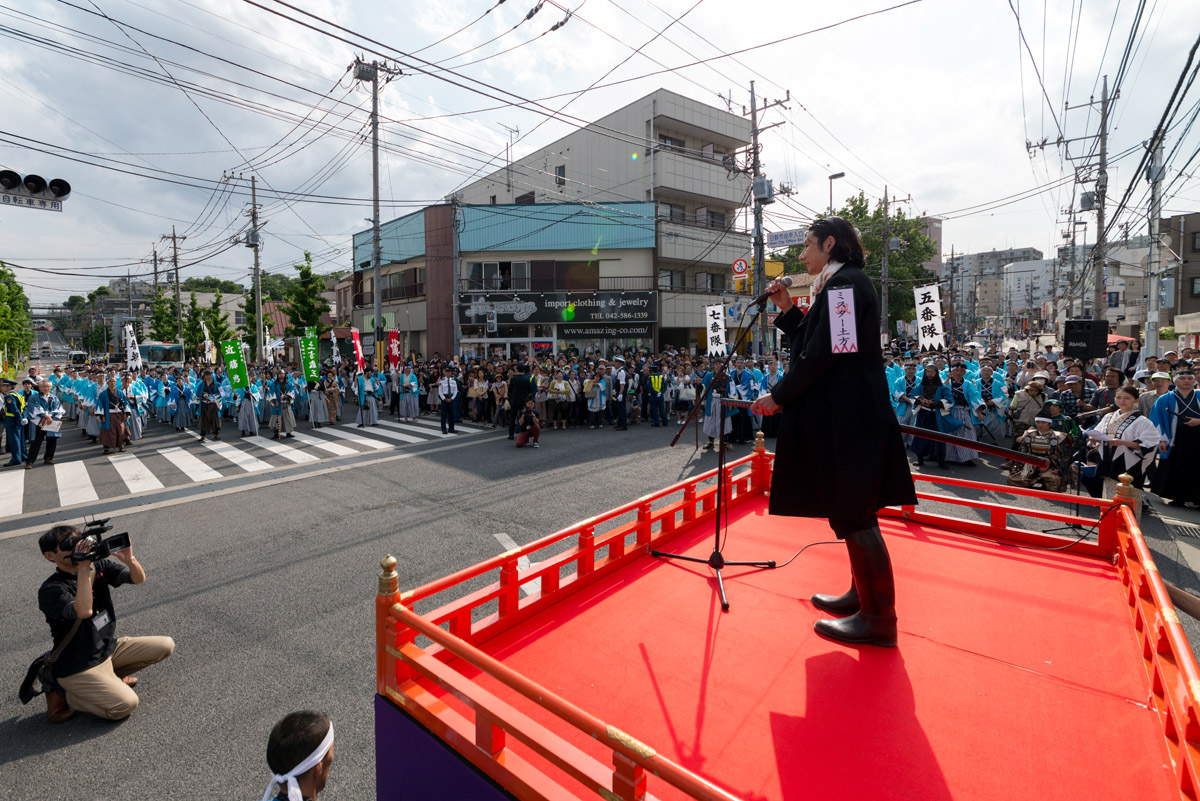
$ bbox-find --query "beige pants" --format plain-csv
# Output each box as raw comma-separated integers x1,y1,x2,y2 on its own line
57,635,175,720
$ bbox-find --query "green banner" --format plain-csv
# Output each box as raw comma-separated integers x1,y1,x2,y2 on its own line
300,336,320,382
221,340,249,390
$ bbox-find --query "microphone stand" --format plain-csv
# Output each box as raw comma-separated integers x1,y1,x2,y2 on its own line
653,298,776,612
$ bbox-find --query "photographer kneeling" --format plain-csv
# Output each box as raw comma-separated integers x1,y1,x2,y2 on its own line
35,524,174,722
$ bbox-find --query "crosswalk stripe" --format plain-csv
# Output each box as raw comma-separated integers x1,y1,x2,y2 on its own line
55,460,99,506
238,435,319,463
198,438,273,472
158,447,223,481
286,431,359,456
378,420,454,439
315,426,390,450
406,416,483,434
0,468,25,517
108,452,165,493
364,422,428,444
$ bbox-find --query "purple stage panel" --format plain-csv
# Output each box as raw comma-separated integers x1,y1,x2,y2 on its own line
375,693,513,800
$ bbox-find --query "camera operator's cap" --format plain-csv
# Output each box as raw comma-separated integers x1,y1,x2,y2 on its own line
1152,371,1172,380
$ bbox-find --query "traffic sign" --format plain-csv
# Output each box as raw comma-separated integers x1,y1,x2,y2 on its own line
732,258,749,275
766,227,806,249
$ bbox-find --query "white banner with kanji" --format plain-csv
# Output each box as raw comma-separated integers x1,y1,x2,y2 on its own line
704,304,727,357
913,283,946,352
827,288,859,354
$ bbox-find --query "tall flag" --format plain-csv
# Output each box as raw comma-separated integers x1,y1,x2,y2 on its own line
386,330,401,370
913,283,946,352
704,304,727,357
221,340,249,390
299,335,320,382
124,324,142,371
350,328,365,373
330,330,342,365
200,320,215,363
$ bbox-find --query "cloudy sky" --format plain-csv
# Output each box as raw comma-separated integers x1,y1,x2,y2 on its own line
2,0,1198,306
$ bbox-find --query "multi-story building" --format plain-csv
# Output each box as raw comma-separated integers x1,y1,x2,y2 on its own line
1159,211,1200,326
920,217,943,278
351,89,756,357
1001,259,1055,334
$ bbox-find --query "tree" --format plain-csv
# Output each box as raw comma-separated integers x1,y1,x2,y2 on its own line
148,287,179,342
282,252,332,338
82,324,107,355
183,291,205,357
779,194,937,331
261,272,295,301
182,276,244,294
204,290,234,344
0,263,33,365
240,292,262,358
63,295,87,312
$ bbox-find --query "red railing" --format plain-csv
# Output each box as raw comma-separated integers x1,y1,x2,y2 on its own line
375,446,1200,801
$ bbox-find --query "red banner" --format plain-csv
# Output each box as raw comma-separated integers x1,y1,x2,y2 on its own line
351,328,366,373
386,330,400,370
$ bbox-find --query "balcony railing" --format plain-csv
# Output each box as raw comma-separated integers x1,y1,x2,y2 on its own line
458,276,656,293
355,286,425,307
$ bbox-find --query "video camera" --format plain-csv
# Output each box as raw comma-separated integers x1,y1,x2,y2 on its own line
64,518,131,563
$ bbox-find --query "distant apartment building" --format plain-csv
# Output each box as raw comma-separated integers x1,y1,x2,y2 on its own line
1158,211,1200,326
920,217,943,278
351,89,755,357
946,246,1044,329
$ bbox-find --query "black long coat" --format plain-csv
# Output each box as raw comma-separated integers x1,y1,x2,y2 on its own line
768,265,916,522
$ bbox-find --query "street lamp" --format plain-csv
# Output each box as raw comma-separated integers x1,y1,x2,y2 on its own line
828,172,845,215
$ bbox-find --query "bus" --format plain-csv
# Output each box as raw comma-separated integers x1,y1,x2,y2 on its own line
138,341,184,369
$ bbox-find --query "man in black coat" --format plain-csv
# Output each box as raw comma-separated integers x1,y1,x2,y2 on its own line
752,216,917,647
507,364,533,440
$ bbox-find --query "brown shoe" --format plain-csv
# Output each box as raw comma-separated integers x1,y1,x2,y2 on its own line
46,691,74,723
43,458,54,465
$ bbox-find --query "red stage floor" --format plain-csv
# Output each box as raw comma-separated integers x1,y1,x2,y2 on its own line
446,496,1175,800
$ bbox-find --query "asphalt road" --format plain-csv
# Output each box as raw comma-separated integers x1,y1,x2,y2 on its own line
1,418,1198,800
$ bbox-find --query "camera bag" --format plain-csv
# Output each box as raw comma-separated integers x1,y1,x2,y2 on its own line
18,619,80,704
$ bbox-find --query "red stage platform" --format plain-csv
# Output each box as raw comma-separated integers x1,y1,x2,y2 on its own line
374,442,1200,800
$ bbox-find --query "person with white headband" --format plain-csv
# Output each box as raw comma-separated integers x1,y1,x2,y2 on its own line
262,711,335,801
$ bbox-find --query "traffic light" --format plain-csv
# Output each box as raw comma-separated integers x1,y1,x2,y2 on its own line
0,169,71,211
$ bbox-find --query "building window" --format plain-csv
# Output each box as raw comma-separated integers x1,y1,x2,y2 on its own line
657,133,686,153
695,272,725,292
657,202,685,223
554,165,566,187
234,312,247,327
489,195,496,204
465,261,529,291
1192,231,1200,251
707,210,726,229
1192,277,1200,296
658,270,683,290
515,191,534,205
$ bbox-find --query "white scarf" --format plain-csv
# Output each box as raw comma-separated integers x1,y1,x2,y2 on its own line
811,259,846,296
262,724,334,801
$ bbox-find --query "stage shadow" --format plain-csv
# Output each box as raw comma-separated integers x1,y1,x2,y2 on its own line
771,650,952,801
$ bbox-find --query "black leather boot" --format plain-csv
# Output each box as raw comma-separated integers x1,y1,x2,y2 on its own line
814,526,897,647
811,583,859,615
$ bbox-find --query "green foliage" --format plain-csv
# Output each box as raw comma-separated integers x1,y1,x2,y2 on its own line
82,324,107,354
0,264,34,361
149,287,179,343
204,291,234,344
1160,327,1177,342
240,293,262,358
283,252,331,338
183,291,205,357
261,272,295,301
63,295,87,312
182,276,244,295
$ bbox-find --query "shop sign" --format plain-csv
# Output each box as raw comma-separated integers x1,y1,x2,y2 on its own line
458,291,657,325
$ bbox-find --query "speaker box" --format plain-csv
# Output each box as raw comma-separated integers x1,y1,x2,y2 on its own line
1063,320,1107,360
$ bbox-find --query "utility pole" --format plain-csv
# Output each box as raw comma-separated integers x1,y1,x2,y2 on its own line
947,246,956,341
1092,76,1110,324
746,80,789,355
1146,139,1164,359
170,226,183,345
251,175,263,362
881,186,890,341
152,246,158,293
354,58,399,370
452,196,462,359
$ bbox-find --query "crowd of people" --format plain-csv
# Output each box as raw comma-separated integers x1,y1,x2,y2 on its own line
888,341,1200,506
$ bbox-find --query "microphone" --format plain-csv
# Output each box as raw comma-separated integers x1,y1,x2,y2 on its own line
750,275,793,306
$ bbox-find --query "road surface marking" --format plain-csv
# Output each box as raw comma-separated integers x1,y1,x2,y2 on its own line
55,460,98,506
238,435,319,463
108,452,165,493
196,438,272,472
362,422,428,444
378,420,456,439
158,447,222,481
286,431,358,456
314,427,390,450
0,469,24,517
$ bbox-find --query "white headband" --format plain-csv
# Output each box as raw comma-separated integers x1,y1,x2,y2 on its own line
1034,417,1052,424
262,724,334,801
